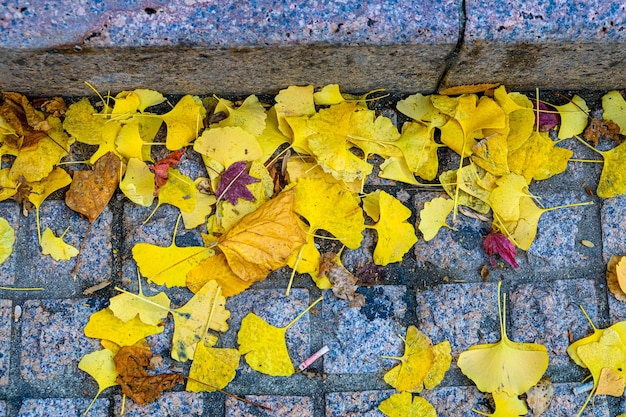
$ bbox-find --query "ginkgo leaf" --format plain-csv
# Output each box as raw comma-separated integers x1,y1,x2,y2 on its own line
484,390,528,417
27,167,72,210
394,121,440,180
132,218,213,287
113,89,165,113
457,282,549,396
63,98,107,145
109,281,171,326
346,108,401,158
286,160,362,193
120,158,155,207
274,85,316,137
186,253,253,297
215,95,267,137
418,197,455,241
293,177,364,249
576,328,626,392
383,325,435,392
471,133,510,176
556,95,589,139
40,227,79,261
160,95,206,150
363,190,417,266
88,120,122,164
596,140,626,198
595,367,625,397
194,126,263,169
439,118,476,156
186,343,241,392
181,180,216,229
397,93,447,127
602,90,626,134
424,340,452,390
488,173,529,222
378,392,437,417
0,169,17,203
171,280,229,362
84,308,164,347
307,102,373,182
78,349,118,414
115,118,151,161
0,217,15,265
216,189,307,282
256,106,290,162
154,168,197,214
378,157,421,185
238,297,322,376
286,231,325,286
313,84,344,105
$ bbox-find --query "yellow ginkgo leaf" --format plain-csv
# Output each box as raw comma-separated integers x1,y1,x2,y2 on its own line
347,108,401,158
457,95,507,136
161,95,206,150
78,349,118,415
577,328,626,393
457,282,549,396
378,157,421,185
256,107,290,162
0,217,14,265
28,167,72,210
215,95,267,137
132,217,213,287
274,85,316,137
439,168,491,214
486,390,528,417
556,95,589,139
84,308,164,347
171,280,229,362
181,181,217,230
596,140,626,198
307,102,373,182
119,158,155,207
186,253,253,297
488,173,529,222
186,343,241,392
115,118,151,161
471,133,510,176
0,169,17,203
40,227,79,261
439,118,477,156
596,367,626,397
418,197,455,241
109,280,171,326
397,93,447,127
602,90,626,134
293,177,364,249
363,190,417,266
194,126,263,169
394,121,440,180
114,89,165,113
313,84,344,105
63,98,107,145
378,392,437,417
155,168,197,214
383,325,435,392
286,160,361,193
88,120,122,164
238,296,322,377
424,340,452,390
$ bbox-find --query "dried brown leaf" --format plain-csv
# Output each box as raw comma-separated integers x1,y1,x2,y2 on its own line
584,117,621,147
526,377,554,417
319,252,365,308
607,255,626,302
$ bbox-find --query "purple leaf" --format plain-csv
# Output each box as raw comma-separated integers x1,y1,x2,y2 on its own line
216,161,260,205
534,101,559,132
484,231,519,269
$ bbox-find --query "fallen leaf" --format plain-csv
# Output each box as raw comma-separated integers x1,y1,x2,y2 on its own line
595,140,626,198
186,343,241,392
160,95,206,150
150,149,185,196
595,367,625,396
186,253,253,297
534,101,559,132
114,345,184,406
607,255,626,302
584,116,621,146
526,378,554,417
274,85,316,137
483,231,519,269
383,325,434,392
458,282,549,396
120,158,155,206
313,84,344,105
602,90,626,134
0,217,15,265
439,83,501,95
84,307,164,347
378,392,437,417
216,161,260,205
318,252,365,308
555,95,589,139
486,390,528,417
215,94,267,137
418,197,455,241
109,284,171,326
40,227,79,261
194,126,263,169
62,97,109,145
78,349,118,414
65,152,122,222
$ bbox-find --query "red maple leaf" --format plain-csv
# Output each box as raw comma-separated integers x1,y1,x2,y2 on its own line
149,149,185,196
484,231,519,269
534,101,559,132
216,161,260,205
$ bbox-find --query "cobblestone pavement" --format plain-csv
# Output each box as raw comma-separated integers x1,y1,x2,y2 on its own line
0,89,623,417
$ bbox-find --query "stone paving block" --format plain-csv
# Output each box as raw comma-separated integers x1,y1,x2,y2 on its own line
525,190,597,272
414,192,487,274
223,288,311,372
18,201,112,295
421,386,487,417
18,397,109,417
225,395,313,417
113,392,204,416
546,383,609,416
416,282,500,356
0,401,4,417
0,299,10,386
0,203,19,286
608,293,626,323
509,279,600,367
20,298,104,387
325,390,393,417
601,195,626,263
443,0,626,90
322,286,406,374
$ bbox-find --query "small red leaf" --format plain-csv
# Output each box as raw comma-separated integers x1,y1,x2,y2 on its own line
484,231,519,269
150,149,185,195
216,161,260,205
534,101,559,132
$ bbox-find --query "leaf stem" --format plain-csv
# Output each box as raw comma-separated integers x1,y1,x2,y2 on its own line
114,286,173,313
286,245,305,297
542,201,594,213
574,135,603,155
0,286,43,291
285,296,323,330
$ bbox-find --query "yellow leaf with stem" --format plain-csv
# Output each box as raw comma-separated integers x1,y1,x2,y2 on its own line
0,169,17,203
186,253,253,297
378,392,437,417
286,160,361,193
556,95,589,139
602,90,626,134
440,168,492,214
363,190,417,266
488,173,530,222
132,215,214,287
394,121,441,181
418,197,455,241
63,98,108,145
119,158,155,207
293,177,364,249
115,118,151,161
458,282,548,396
346,108,402,158
193,126,263,169
215,94,267,137
181,178,217,230
313,84,344,105
113,89,165,114
145,168,197,222
382,325,434,392
109,277,170,325
274,85,316,137
576,137,626,198
84,307,164,347
27,167,72,243
238,296,322,376
473,391,528,417
40,227,79,261
160,95,206,150
186,343,241,392
396,93,448,127
78,349,118,415
471,133,510,177
378,157,421,185
0,218,14,265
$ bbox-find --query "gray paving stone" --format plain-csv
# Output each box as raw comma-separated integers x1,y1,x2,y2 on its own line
322,286,406,374
414,192,487,273
416,282,500,356
113,392,203,416
225,395,313,417
444,0,626,90
0,203,19,287
0,401,4,417
546,382,609,417
509,279,600,367
20,298,103,386
608,294,626,323
421,386,486,417
19,201,112,294
325,390,392,417
0,299,10,386
18,397,109,417
601,195,626,263
223,288,311,373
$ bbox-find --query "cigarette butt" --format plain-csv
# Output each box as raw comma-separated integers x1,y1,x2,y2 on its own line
298,345,329,371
